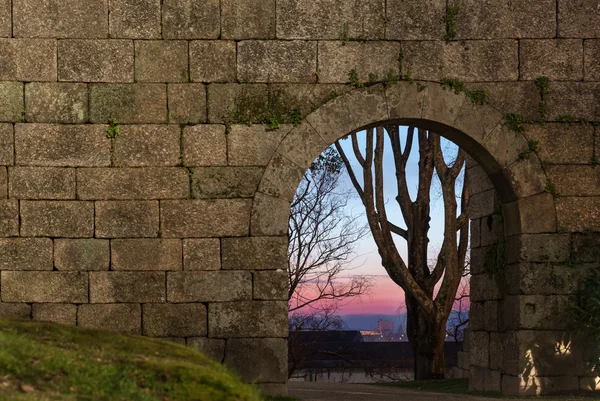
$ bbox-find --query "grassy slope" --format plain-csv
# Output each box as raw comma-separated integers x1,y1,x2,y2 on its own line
0,317,269,401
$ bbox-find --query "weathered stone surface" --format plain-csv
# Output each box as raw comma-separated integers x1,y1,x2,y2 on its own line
228,125,287,166
559,1,600,38
468,81,540,120
21,201,94,238
548,166,600,197
584,40,600,81
191,167,263,198
503,156,547,199
77,168,189,200
481,125,526,168
386,0,444,40
95,201,159,238
0,200,18,237
546,82,600,121
470,189,496,219
113,125,180,167
167,84,207,124
162,0,220,39
0,238,52,270
520,39,583,81
470,274,502,302
15,124,111,167
1,271,88,303
13,0,108,38
276,0,385,40
254,270,288,300
525,123,594,165
271,83,350,120
0,0,9,37
471,218,481,248
78,304,141,334
143,303,207,337
0,303,31,318
58,40,134,83
224,339,287,382
504,262,589,296
222,237,288,271
453,0,556,39
506,234,571,264
161,199,251,238
208,301,287,337
258,154,305,202
187,337,225,362
480,214,503,247
0,125,14,166
572,233,600,263
469,331,490,368
0,168,5,199
318,41,401,84
503,193,557,236
90,272,165,303
333,85,389,139
183,125,227,166
112,239,182,271
469,164,495,196
90,84,167,123
221,0,275,39
0,82,24,122
237,41,317,83
32,303,76,325
250,192,290,236
0,39,57,81
556,197,600,232
25,83,88,124
189,41,236,83
483,369,502,393
9,167,76,199
135,41,189,83
276,123,327,170
402,40,518,81
420,83,467,130
167,271,252,302
54,239,110,271
206,84,269,124
109,0,160,39
183,239,220,271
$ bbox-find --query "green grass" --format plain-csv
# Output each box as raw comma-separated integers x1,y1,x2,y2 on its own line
0,317,269,401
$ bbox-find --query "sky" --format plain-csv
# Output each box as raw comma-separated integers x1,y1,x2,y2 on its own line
299,127,465,317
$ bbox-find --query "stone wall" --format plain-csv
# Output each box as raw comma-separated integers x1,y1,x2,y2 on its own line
0,0,600,396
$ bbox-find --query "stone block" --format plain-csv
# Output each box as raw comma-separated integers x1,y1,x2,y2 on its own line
78,304,141,334
237,41,317,83
0,200,18,237
503,295,576,330
191,167,263,199
470,189,496,219
77,168,189,200
0,238,53,270
470,274,502,302
222,0,275,39
402,40,518,82
520,39,583,81
95,201,159,238
0,82,24,123
32,303,76,325
503,262,587,296
525,123,594,165
386,0,444,40
113,125,180,167
143,303,206,337
318,41,401,84
168,84,207,124
258,153,308,202
109,0,160,39
90,84,167,123
559,1,600,38
505,234,570,264
183,239,220,271
468,81,540,120
0,124,13,165
0,38,57,81
0,167,5,199
206,84,269,124
572,233,600,263
270,83,351,123
503,193,557,236
208,301,287,337
90,271,165,303
254,270,288,300
162,0,220,39
224,338,287,382
13,0,108,38
548,166,600,197
54,239,110,271
250,192,290,236
452,0,556,39
584,40,600,81
276,123,327,171
21,201,94,238
161,199,251,238
25,83,88,124
187,337,225,362
0,303,31,319
58,40,133,83
9,167,76,199
1,271,88,303
469,331,489,368
546,82,600,121
227,125,287,166
276,0,385,40
483,369,502,393
481,125,527,168
470,218,481,248
503,154,548,199
0,0,9,37
581,377,600,392
112,239,182,271
557,197,600,232
15,124,111,167
483,301,499,332
222,237,288,271
189,41,236,83
182,125,227,166
468,302,485,330
135,40,189,83
166,271,252,302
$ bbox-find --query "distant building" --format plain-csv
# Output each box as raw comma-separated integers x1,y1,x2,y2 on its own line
377,319,394,337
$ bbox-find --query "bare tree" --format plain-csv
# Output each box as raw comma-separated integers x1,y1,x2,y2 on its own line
335,125,470,380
